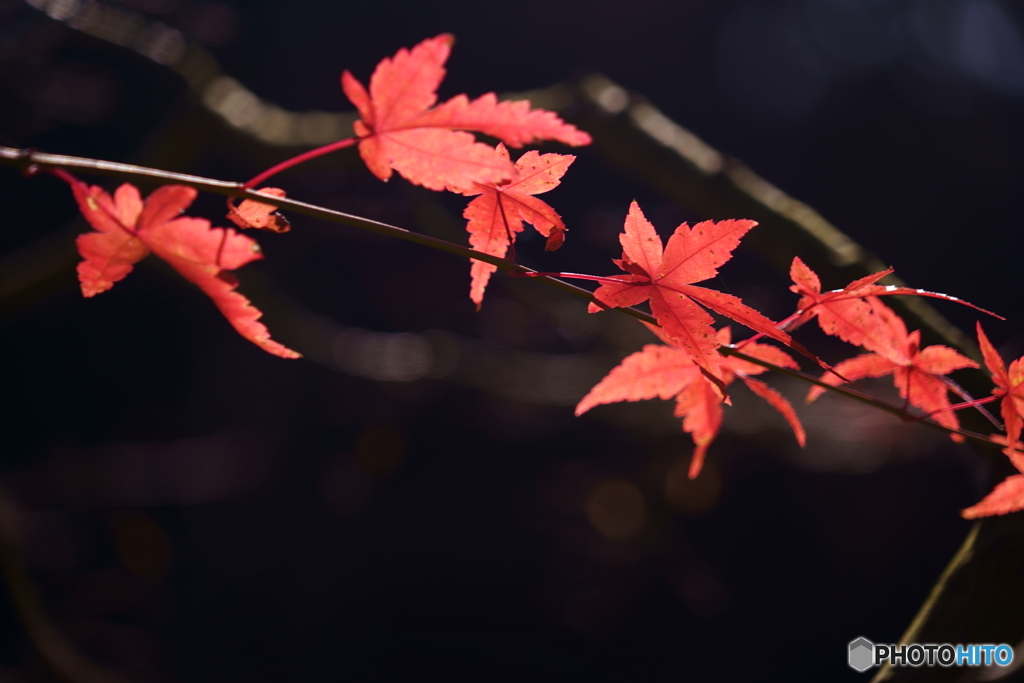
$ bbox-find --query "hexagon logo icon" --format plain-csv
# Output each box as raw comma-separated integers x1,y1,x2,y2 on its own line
849,637,875,672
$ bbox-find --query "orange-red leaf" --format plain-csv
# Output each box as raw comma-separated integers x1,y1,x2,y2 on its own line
659,218,757,284
678,284,792,349
805,354,897,403
590,201,792,377
463,145,574,307
739,376,807,447
788,255,821,296
70,180,299,359
145,217,299,359
577,326,805,479
788,256,1000,345
410,93,592,147
674,377,723,479
807,305,976,439
724,329,800,376
341,35,590,192
857,297,912,362
788,257,890,347
962,474,1024,518
977,322,1024,457
891,364,966,440
575,344,701,415
72,181,156,296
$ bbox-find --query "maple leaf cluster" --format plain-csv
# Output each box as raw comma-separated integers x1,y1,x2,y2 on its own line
230,34,589,308
67,34,589,353
787,260,1024,521
60,34,1024,520
804,297,977,439
577,202,1010,491
338,34,588,308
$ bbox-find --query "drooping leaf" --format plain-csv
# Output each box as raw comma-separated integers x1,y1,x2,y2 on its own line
674,375,723,479
462,144,574,307
144,217,299,359
71,179,299,359
341,35,590,192
588,201,793,377
962,474,1024,519
577,327,805,478
575,344,701,416
739,376,807,448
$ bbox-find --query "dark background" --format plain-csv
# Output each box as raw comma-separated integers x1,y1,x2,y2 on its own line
2,0,1024,680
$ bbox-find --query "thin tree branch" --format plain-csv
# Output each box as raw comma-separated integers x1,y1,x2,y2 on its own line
0,146,653,321
0,146,1010,452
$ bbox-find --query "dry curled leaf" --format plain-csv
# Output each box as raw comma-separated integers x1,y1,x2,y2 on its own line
228,188,291,232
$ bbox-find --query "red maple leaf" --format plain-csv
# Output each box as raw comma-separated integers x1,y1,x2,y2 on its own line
963,474,1024,519
71,179,300,359
461,143,573,308
976,322,1024,457
788,256,1000,346
806,299,976,439
588,201,795,378
341,34,591,193
577,327,805,479
961,433,1024,518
